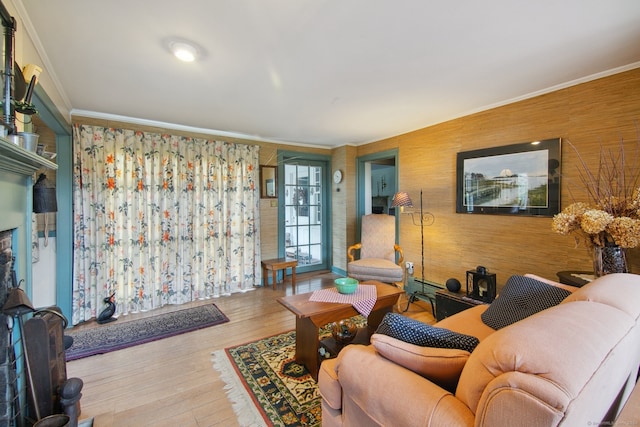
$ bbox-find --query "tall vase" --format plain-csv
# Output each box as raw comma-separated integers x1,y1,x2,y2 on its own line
593,245,629,277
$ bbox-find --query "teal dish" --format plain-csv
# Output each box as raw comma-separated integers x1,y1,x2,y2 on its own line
334,277,359,294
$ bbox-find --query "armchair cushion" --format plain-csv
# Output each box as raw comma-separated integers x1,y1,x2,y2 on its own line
371,333,470,392
347,258,403,283
481,275,571,330
375,312,479,352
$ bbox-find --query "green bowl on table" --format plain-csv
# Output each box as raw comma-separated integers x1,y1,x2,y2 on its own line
334,277,359,294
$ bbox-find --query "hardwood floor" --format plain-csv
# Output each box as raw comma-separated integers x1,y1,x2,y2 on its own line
67,271,434,427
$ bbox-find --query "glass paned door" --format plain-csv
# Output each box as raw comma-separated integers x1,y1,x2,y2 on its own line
284,162,325,269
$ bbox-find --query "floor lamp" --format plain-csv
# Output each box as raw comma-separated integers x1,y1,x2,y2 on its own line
392,190,435,310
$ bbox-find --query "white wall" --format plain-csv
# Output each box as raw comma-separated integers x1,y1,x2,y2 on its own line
32,236,56,308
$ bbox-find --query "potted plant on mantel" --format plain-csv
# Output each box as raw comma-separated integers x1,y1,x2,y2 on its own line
552,135,640,277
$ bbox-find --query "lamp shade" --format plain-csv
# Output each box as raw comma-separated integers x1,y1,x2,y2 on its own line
33,173,57,213
391,191,413,207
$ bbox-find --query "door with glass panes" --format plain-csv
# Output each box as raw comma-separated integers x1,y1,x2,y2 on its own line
283,161,328,271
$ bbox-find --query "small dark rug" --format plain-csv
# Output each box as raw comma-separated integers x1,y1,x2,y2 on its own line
212,316,366,427
66,304,229,361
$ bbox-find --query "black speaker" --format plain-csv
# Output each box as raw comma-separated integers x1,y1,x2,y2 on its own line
445,278,461,293
466,269,496,303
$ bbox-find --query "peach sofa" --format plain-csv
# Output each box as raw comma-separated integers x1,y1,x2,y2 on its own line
319,273,640,426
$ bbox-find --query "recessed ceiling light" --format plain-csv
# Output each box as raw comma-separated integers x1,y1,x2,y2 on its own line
170,41,198,62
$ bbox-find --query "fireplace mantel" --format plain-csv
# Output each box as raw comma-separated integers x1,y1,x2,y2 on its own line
0,136,57,176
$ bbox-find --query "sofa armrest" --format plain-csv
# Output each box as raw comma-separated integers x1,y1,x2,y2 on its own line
331,344,474,427
318,357,342,410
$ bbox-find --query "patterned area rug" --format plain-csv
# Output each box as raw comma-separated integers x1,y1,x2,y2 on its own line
66,303,229,361
212,317,366,427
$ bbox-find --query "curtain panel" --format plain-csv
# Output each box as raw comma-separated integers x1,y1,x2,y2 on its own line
71,124,261,325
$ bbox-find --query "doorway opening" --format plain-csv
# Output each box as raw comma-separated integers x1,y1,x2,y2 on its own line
279,152,331,273
356,150,399,240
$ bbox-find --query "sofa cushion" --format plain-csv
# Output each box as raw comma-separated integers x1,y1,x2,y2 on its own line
371,333,470,392
481,275,571,330
435,304,496,341
375,312,479,353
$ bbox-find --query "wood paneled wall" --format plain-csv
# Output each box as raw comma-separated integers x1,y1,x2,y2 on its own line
356,68,640,288
330,145,357,273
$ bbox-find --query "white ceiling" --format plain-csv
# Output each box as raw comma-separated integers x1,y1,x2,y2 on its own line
14,0,640,147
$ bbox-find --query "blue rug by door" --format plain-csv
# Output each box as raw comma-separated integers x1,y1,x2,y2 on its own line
66,303,229,361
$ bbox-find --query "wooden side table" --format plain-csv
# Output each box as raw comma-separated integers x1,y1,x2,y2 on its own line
556,271,593,288
261,257,298,291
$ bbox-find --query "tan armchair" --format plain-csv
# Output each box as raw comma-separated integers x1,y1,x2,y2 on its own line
347,214,404,284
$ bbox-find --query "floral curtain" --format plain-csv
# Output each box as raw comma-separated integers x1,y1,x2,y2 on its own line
71,124,261,325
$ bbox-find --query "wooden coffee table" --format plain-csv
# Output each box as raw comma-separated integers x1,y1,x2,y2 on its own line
276,280,403,380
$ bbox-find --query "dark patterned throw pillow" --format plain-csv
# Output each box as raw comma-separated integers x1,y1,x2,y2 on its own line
375,312,479,353
481,275,571,330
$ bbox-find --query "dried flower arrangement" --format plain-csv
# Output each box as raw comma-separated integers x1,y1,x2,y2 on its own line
552,135,640,249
